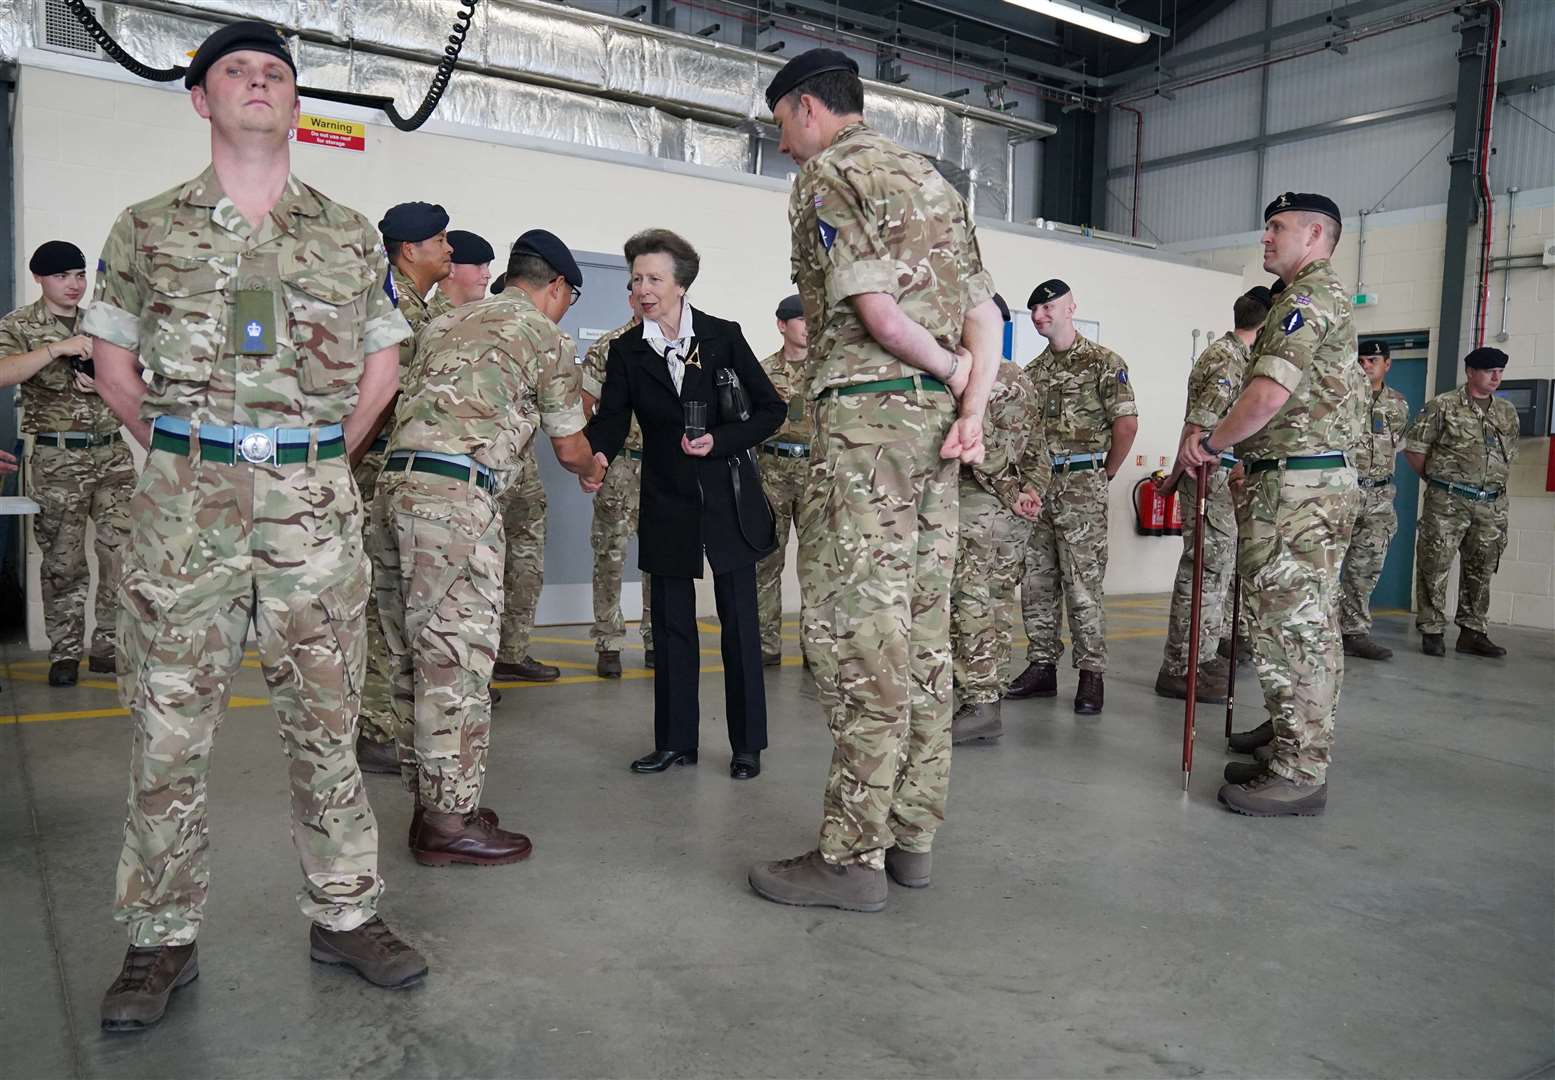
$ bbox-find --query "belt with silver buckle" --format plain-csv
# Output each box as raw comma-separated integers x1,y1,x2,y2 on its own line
149,416,345,465
762,442,810,459
1427,477,1502,502
1357,476,1393,489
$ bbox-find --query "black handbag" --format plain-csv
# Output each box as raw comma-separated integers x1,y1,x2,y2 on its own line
716,367,777,553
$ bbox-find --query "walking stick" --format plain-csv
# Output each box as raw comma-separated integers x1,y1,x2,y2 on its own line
1225,573,1241,741
1182,462,1209,792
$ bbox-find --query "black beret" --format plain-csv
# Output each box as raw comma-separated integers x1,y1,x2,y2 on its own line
511,229,583,289
489,272,507,296
992,293,1011,323
379,202,449,243
1463,346,1509,370
184,20,295,90
28,240,86,276
1027,279,1070,308
765,48,860,112
1270,277,1286,295
448,230,495,265
1359,340,1390,358
1264,191,1341,224
1244,286,1274,309
776,294,804,321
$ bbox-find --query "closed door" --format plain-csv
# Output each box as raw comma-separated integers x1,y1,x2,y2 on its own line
1373,356,1428,612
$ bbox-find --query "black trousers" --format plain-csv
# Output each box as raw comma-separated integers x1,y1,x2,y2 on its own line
649,565,767,754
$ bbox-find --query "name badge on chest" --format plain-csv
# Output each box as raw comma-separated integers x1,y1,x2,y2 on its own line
232,287,278,356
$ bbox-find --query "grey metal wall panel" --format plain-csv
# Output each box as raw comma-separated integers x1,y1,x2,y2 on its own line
1109,69,1264,163
1260,109,1455,215
1263,18,1455,132
1497,0,1555,80
1112,151,1260,244
1494,89,1555,196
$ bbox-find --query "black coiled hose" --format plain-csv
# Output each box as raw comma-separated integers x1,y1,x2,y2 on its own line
64,0,480,132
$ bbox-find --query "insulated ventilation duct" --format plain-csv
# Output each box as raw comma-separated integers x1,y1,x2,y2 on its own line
7,0,1055,218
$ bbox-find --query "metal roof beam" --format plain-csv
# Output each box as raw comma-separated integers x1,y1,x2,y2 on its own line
1104,68,1555,179
1099,0,1421,88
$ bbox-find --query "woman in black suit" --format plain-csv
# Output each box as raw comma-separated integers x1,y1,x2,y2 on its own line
585,229,786,779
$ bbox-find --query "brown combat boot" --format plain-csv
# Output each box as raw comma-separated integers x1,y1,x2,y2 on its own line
355,736,400,776
884,847,932,888
493,656,560,682
748,850,887,912
413,809,533,867
1227,719,1274,754
950,701,1003,745
1074,670,1104,715
1218,772,1327,817
309,917,428,988
1153,662,1229,704
597,650,622,678
1005,661,1056,699
100,944,198,1031
1421,633,1445,657
408,803,500,848
1342,633,1394,661
1455,628,1507,657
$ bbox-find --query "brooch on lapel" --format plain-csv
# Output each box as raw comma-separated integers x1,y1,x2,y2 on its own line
684,343,702,370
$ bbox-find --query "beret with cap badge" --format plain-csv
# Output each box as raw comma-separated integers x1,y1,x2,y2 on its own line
764,48,860,112
184,20,296,90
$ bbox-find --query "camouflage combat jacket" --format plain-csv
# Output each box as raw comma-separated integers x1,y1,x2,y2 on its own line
1403,386,1520,490
1184,332,1249,431
1353,385,1411,482
1027,332,1137,456
580,318,643,454
388,289,584,494
788,121,994,399
759,348,814,449
1236,259,1365,461
0,299,118,434
84,165,409,428
964,360,1050,513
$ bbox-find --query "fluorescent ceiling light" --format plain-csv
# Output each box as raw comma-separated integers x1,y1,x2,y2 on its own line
999,0,1154,44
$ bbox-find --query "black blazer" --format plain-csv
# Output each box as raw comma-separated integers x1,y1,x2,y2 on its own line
587,307,786,579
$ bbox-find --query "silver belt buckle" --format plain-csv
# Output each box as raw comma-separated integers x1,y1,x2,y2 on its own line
238,429,276,465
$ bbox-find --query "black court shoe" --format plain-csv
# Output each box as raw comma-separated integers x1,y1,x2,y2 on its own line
730,752,761,780
631,749,697,773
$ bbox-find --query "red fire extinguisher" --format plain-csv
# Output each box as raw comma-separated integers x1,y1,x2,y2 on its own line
1133,474,1167,536
1164,483,1184,536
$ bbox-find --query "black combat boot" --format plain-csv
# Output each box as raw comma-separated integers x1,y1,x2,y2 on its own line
1005,661,1056,699
1455,628,1507,657
1073,670,1104,715
1421,633,1445,657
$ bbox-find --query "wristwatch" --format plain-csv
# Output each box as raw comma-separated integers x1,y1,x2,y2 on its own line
1200,431,1219,456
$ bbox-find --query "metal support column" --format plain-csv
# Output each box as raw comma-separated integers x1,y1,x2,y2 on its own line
1041,104,1099,227
1435,9,1490,394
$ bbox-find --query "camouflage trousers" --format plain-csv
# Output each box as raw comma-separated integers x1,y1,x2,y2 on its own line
352,450,394,745
373,470,504,815
28,440,135,662
590,453,652,653
801,389,958,868
497,452,545,664
1022,465,1110,672
756,451,812,658
115,447,380,946
1339,481,1398,635
1414,485,1508,635
1234,465,1358,785
1162,467,1237,675
952,480,1031,705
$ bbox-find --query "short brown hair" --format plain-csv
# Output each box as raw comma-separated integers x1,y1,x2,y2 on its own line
623,228,700,289
1233,294,1268,331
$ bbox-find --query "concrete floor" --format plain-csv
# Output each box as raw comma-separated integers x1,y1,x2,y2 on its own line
3,596,1552,1079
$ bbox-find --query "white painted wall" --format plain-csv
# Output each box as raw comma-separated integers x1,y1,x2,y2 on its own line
1170,189,1555,630
12,57,1241,647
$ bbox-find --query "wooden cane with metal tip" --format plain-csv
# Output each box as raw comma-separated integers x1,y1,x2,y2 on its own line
1182,462,1209,791
1225,573,1241,741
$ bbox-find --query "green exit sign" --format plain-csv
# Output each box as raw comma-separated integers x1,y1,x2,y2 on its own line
1353,292,1379,306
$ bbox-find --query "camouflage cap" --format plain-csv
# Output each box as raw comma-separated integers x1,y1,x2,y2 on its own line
764,48,859,111
184,20,295,90
1463,347,1508,370
1027,279,1070,308
1264,191,1341,224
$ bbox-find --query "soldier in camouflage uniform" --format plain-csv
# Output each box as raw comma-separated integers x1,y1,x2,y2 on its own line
491,449,560,682
1154,289,1270,703
82,23,426,1030
374,229,600,866
754,293,814,667
1403,347,1521,658
950,354,1048,745
748,50,1004,910
0,241,134,686
1007,279,1138,715
1339,340,1411,661
1182,191,1366,817
352,201,452,774
581,294,651,677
